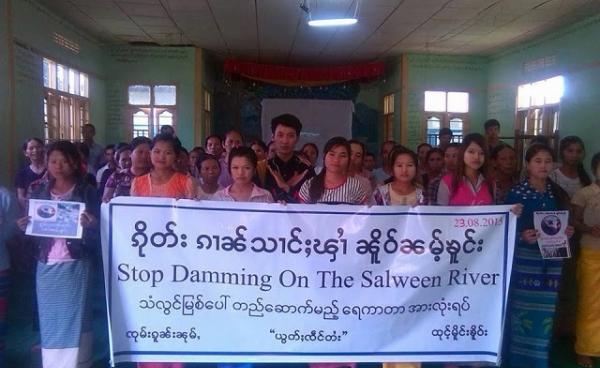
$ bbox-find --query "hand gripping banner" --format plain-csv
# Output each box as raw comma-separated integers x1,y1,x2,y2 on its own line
101,197,517,366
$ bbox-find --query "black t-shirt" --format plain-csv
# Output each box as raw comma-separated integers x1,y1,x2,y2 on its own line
264,154,315,203
14,165,46,191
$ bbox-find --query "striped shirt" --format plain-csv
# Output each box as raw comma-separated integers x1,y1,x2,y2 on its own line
298,176,369,205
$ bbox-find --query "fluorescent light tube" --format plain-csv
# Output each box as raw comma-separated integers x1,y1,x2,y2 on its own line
308,18,357,27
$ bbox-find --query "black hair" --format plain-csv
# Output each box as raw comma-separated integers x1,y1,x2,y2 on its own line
204,135,222,147
444,142,461,153
490,143,515,160
301,142,319,157
525,144,570,209
160,125,175,135
130,136,152,151
75,142,90,160
82,123,96,133
151,133,182,155
365,151,376,159
104,144,115,151
116,142,129,151
46,140,82,179
228,146,257,174
348,139,366,155
308,137,350,203
197,153,220,171
250,140,268,152
22,137,44,151
271,114,302,135
389,145,420,187
484,119,500,131
452,133,491,198
191,146,205,154
591,152,600,177
115,145,132,163
425,147,444,162
558,136,592,186
417,143,432,152
439,127,453,137
529,135,550,147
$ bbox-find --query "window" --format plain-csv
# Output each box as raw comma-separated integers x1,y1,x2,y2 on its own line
127,84,177,138
423,91,469,146
42,58,89,142
514,76,563,168
383,93,394,141
516,76,563,137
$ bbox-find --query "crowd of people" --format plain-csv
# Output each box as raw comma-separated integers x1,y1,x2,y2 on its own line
0,114,599,368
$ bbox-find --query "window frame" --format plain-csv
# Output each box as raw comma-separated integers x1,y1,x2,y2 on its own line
422,90,470,145
126,83,179,138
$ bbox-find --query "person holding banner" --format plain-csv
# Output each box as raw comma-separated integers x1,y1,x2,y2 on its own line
130,134,196,200
571,152,600,368
103,136,152,202
298,137,370,205
130,133,195,368
372,146,424,207
213,147,273,203
371,146,423,368
16,140,100,368
196,154,223,200
505,143,574,368
436,133,493,207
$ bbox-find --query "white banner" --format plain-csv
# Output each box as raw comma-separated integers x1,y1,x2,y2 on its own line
101,197,517,366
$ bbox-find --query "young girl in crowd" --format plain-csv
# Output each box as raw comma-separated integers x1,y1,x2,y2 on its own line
425,143,459,205
571,152,600,368
15,138,46,209
372,146,424,206
102,137,151,202
301,142,322,174
490,144,519,205
0,186,18,367
17,140,100,368
437,133,493,206
416,142,432,175
299,137,369,205
348,139,375,193
549,136,591,338
102,145,131,202
550,136,591,198
130,134,195,368
421,148,444,192
214,147,273,202
196,154,223,200
250,140,268,162
131,134,196,199
505,143,574,368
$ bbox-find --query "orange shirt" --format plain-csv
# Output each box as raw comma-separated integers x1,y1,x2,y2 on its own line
130,172,196,199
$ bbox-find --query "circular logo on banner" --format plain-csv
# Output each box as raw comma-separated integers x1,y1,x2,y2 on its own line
541,215,562,235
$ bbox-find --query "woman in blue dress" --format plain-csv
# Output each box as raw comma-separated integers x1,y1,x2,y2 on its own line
505,143,574,367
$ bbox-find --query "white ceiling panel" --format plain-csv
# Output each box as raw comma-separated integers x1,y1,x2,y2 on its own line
36,0,600,64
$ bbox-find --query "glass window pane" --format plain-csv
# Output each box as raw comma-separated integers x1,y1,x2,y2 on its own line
57,64,66,92
450,118,463,141
517,84,531,109
545,76,564,104
43,59,50,88
531,81,545,106
158,111,173,128
129,85,151,105
154,85,176,105
424,91,446,112
68,69,76,95
447,92,469,113
426,116,441,146
80,74,88,97
133,111,150,137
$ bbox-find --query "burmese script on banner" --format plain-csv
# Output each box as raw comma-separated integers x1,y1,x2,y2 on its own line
101,197,517,366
